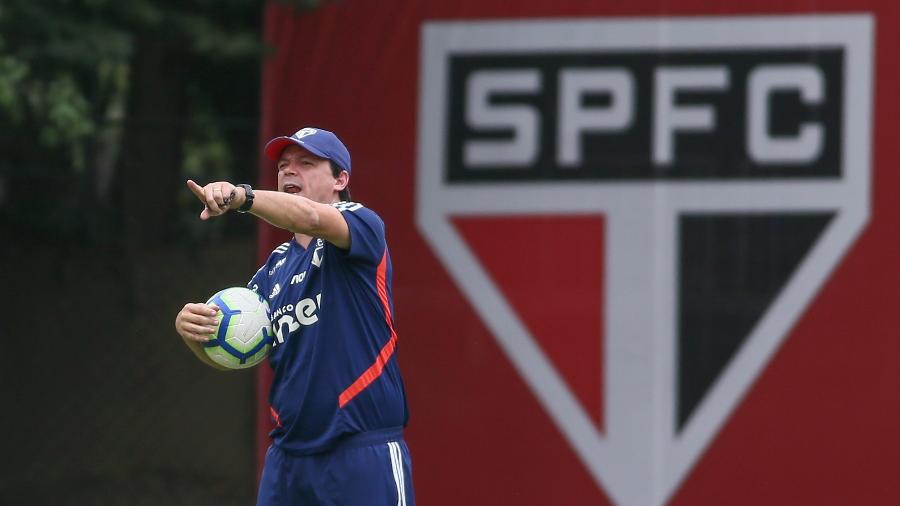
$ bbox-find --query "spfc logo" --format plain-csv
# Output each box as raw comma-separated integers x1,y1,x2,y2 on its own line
416,15,872,505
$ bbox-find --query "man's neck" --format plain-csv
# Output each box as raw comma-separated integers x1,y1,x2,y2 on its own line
295,233,313,249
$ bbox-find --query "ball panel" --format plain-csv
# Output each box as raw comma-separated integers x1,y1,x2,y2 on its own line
202,287,272,370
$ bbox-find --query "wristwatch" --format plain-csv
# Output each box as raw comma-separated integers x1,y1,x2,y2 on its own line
236,184,254,213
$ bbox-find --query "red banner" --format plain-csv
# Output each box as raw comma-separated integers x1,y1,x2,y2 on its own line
257,2,900,504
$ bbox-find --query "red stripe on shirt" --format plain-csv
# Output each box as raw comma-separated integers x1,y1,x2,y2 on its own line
269,406,282,428
338,250,398,408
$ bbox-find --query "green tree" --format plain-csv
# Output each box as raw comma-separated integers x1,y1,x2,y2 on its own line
0,0,267,245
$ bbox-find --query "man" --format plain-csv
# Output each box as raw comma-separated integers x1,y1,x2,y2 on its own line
174,127,414,505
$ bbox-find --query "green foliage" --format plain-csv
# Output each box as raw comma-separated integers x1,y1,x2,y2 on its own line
37,74,96,169
0,1,127,172
0,52,28,119
0,0,266,160
0,0,272,244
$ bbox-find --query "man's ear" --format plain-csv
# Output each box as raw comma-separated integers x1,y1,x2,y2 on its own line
334,170,349,191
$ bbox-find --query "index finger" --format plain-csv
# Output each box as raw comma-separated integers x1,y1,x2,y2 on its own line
186,179,206,201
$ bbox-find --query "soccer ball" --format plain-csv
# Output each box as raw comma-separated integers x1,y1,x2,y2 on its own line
203,287,273,369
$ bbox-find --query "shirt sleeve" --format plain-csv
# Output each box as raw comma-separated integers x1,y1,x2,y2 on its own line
333,202,386,264
247,264,268,298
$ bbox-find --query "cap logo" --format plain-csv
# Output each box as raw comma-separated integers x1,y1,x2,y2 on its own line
294,128,318,139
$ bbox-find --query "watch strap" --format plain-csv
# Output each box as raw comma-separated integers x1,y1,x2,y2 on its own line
236,184,254,213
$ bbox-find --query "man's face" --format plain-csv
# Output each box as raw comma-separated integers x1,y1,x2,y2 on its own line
276,145,341,204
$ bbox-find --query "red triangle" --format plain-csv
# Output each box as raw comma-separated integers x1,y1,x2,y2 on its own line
453,215,605,433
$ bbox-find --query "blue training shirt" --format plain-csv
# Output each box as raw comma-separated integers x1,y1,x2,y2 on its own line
248,201,409,454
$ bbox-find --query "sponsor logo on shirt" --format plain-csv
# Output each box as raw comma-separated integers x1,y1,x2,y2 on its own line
271,293,322,346
312,238,325,268
269,257,286,276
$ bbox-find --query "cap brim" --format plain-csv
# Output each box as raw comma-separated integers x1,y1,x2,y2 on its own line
264,137,295,161
264,136,330,162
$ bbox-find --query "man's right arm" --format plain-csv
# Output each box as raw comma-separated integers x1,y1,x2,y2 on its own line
175,302,232,371
186,180,351,250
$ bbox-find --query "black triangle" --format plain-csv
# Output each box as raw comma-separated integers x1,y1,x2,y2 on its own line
677,212,833,431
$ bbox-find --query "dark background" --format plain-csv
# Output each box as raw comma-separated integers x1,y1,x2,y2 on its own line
0,1,322,503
